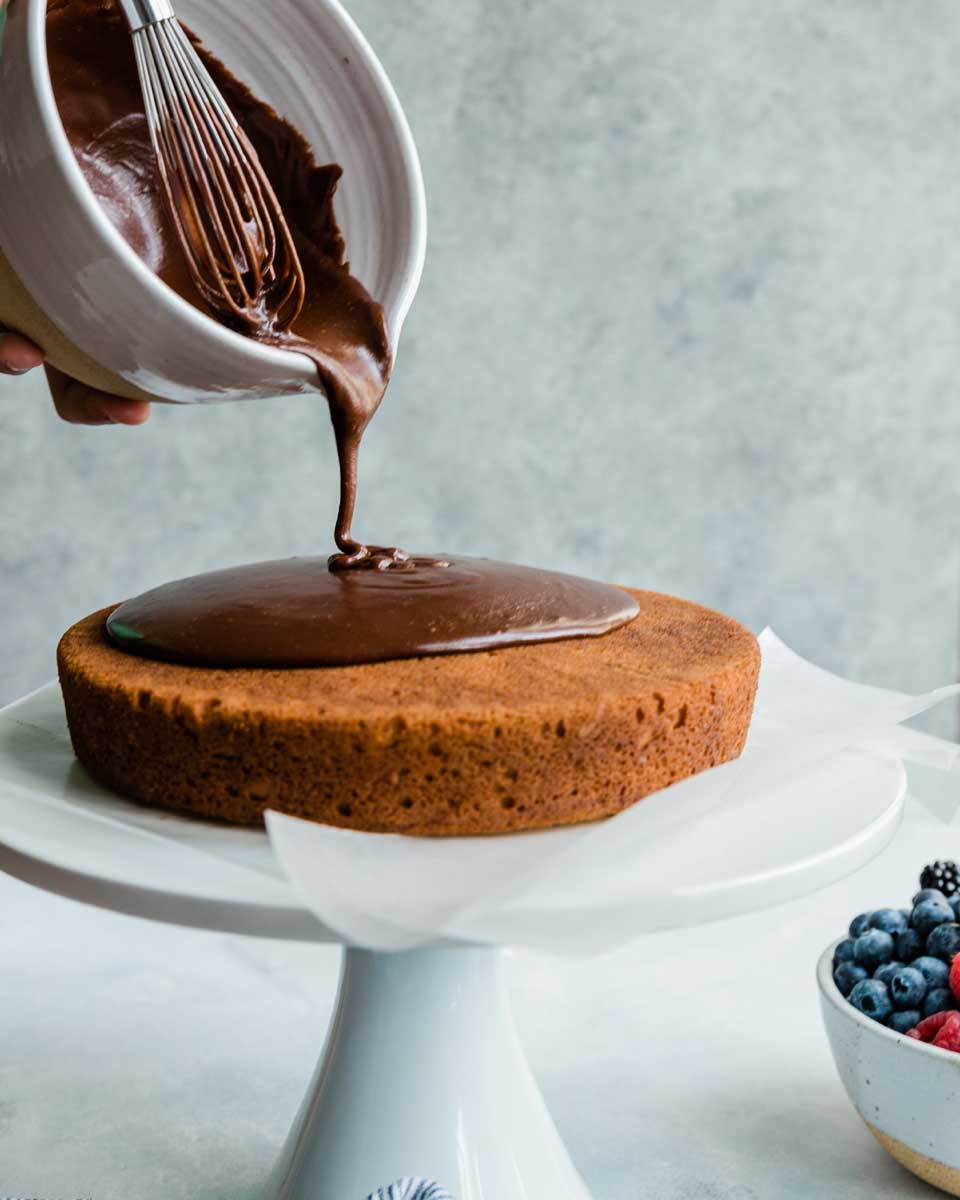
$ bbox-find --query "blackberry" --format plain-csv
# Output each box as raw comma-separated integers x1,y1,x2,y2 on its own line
920,861,960,898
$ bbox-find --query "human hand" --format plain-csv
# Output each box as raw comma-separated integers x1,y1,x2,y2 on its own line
0,329,150,425
1,0,148,425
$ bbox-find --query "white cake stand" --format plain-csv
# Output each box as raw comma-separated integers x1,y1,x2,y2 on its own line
0,685,908,1200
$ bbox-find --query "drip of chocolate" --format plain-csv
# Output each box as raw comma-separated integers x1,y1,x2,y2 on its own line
46,0,396,568
105,557,640,668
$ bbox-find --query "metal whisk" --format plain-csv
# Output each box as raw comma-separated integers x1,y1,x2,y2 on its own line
118,0,306,333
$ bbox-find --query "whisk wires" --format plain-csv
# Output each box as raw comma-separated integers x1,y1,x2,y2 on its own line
132,18,306,333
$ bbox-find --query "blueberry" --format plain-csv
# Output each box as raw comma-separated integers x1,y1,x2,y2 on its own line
870,908,909,935
914,888,948,906
890,966,928,1010
924,988,958,1018
896,928,925,963
849,979,893,1023
927,923,960,964
834,938,857,965
951,896,960,920
874,961,905,986
913,956,951,990
888,1009,922,1035
834,963,869,997
849,912,872,938
911,898,954,938
854,929,895,970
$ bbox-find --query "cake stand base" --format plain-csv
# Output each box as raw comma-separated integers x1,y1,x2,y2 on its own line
266,946,591,1200
0,686,911,1200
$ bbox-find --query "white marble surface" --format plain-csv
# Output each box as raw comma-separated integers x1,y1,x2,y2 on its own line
1,791,957,1199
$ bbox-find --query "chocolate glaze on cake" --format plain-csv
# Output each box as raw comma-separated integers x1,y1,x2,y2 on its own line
105,556,641,668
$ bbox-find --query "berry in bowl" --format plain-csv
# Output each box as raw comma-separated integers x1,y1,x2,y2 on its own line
819,863,960,1194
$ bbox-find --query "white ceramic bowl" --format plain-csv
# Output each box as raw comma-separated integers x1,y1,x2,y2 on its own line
818,939,960,1195
0,0,426,402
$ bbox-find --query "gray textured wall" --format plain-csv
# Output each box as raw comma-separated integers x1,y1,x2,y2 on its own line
2,0,959,733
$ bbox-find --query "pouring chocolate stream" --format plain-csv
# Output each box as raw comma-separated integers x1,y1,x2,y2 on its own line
48,0,398,568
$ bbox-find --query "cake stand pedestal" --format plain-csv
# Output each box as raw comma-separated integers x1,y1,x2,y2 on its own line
0,684,909,1199
267,946,591,1200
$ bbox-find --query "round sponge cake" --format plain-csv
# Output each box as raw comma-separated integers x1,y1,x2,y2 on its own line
57,589,760,836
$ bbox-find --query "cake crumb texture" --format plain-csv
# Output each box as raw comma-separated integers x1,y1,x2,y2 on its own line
57,589,760,836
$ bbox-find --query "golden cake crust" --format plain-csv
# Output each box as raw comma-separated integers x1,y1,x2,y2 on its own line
57,590,760,836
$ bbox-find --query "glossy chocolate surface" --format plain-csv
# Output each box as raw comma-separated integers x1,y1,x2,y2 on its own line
106,557,640,668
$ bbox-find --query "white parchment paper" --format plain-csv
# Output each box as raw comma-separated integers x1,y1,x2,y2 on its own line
265,631,960,952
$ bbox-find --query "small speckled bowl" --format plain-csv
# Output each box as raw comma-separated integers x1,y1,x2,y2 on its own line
819,939,960,1195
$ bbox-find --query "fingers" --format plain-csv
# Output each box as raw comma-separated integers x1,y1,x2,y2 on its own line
0,332,44,375
0,328,151,425
45,365,151,426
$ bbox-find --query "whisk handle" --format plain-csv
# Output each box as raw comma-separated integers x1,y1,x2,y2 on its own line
119,0,176,33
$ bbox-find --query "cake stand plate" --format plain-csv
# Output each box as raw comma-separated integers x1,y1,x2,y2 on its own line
0,684,908,1200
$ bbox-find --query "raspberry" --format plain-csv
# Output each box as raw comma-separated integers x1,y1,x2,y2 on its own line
934,1016,960,1053
950,955,960,1002
909,1010,959,1042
